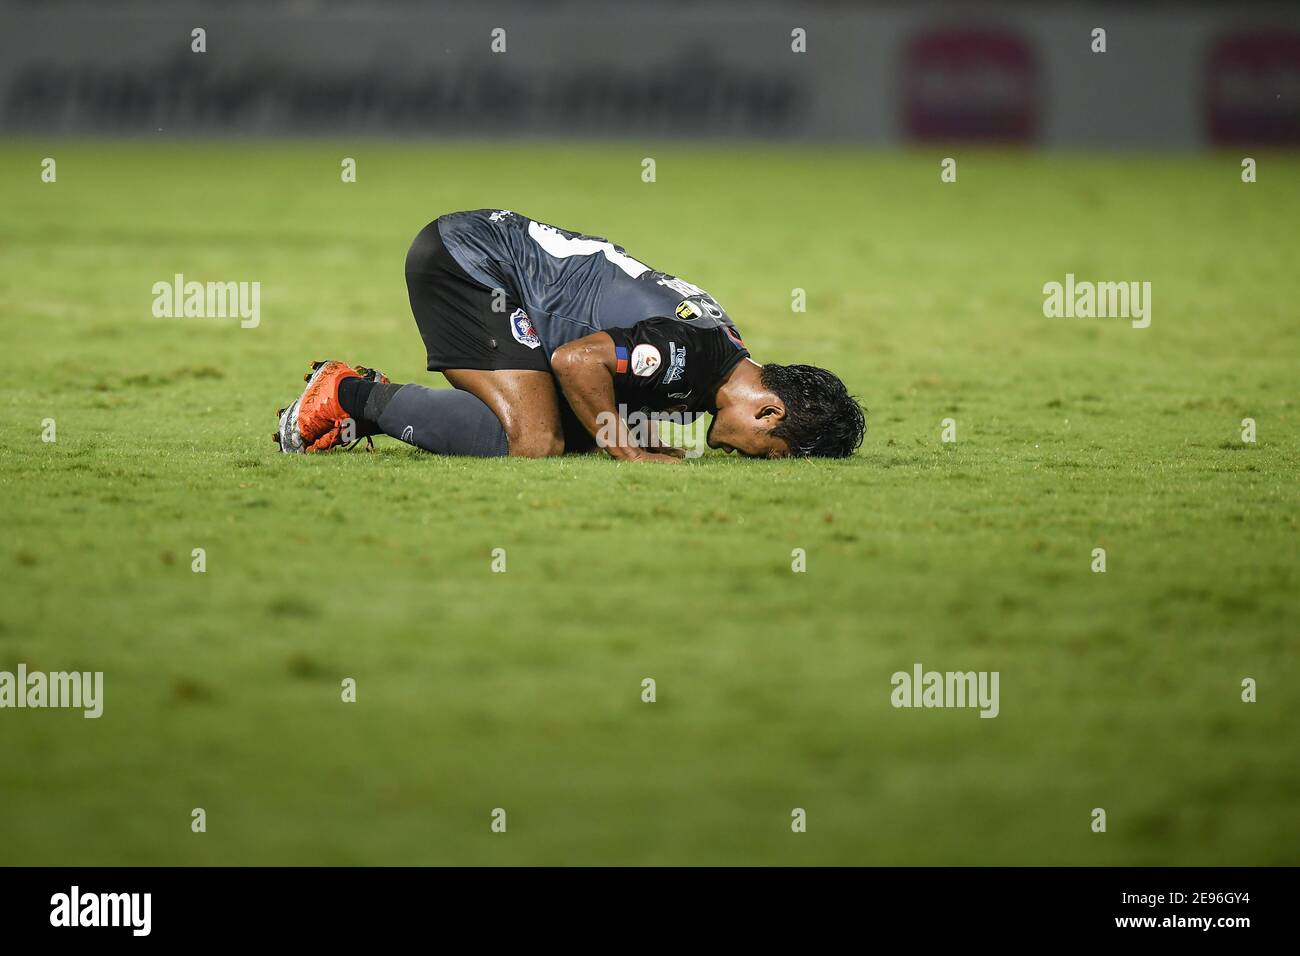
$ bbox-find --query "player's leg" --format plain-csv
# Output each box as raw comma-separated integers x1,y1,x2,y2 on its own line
338,373,510,457
273,219,571,458
400,217,565,457
442,368,565,458
274,359,514,457
334,368,565,458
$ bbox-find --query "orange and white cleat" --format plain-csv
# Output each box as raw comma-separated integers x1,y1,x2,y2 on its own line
273,360,389,454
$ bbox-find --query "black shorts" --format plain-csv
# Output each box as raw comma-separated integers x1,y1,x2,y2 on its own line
405,220,549,373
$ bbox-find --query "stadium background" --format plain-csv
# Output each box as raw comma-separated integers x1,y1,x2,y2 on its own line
1,0,1297,865
4,1,1299,147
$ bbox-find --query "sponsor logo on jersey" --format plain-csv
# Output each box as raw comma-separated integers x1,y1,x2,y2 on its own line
663,342,687,384
630,344,661,377
509,308,542,349
675,300,701,320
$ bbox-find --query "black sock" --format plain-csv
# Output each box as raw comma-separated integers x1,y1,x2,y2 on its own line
337,376,403,437
363,382,402,424
338,377,403,427
337,376,373,422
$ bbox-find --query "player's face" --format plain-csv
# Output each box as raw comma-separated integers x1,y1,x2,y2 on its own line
707,406,791,459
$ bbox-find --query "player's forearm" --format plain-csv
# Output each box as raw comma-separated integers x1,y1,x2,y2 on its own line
552,341,635,459
552,335,665,462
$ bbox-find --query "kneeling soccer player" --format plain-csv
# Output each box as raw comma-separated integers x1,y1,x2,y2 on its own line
274,210,865,461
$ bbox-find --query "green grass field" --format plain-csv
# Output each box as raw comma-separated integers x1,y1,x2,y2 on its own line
1,141,1296,865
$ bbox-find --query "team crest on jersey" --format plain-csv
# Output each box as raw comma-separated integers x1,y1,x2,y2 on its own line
675,300,701,320
509,308,542,349
630,343,661,377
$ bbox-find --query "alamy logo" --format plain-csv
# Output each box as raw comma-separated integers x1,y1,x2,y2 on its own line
890,663,999,718
50,886,151,936
1042,273,1151,329
0,664,103,718
152,273,260,328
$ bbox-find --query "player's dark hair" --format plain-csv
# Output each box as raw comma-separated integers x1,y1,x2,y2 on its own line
760,364,866,459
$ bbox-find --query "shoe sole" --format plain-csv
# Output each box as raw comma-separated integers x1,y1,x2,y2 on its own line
273,361,334,454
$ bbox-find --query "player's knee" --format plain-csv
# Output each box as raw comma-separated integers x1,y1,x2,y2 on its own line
506,428,564,458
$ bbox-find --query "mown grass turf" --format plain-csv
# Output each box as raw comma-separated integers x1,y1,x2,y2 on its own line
0,141,1296,865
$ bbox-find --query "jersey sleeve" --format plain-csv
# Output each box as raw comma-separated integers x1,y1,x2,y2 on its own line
605,317,750,411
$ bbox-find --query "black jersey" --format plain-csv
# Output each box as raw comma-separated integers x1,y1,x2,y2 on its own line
435,209,750,412
604,317,749,416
